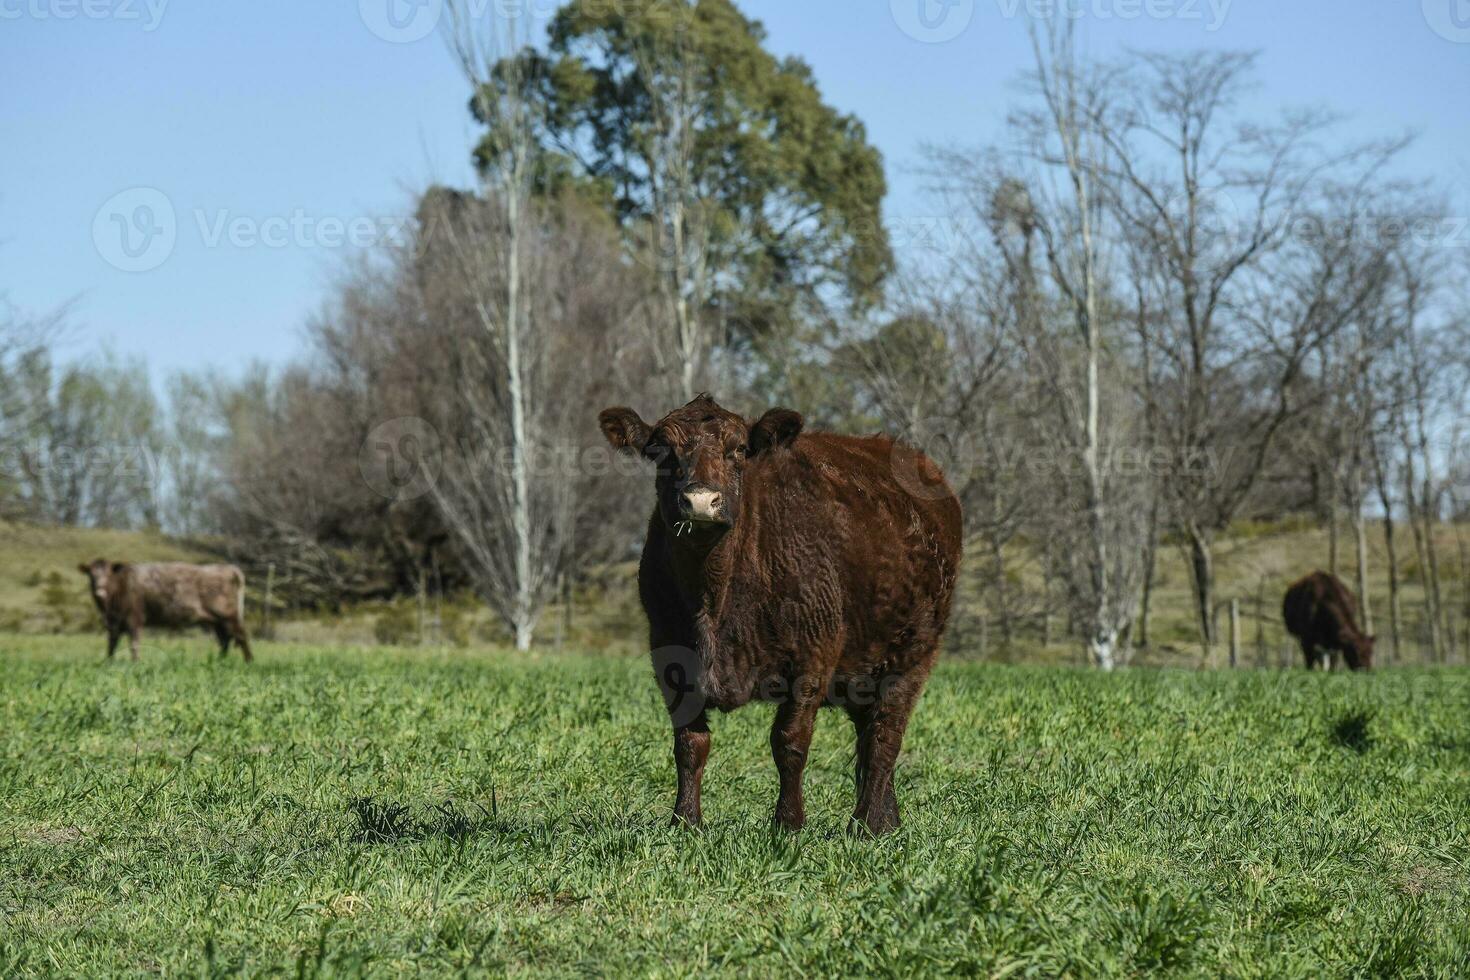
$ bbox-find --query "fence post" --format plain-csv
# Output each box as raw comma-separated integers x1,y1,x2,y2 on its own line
1229,598,1240,669
1255,583,1266,665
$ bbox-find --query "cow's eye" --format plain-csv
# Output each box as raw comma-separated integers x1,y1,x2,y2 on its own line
726,447,745,461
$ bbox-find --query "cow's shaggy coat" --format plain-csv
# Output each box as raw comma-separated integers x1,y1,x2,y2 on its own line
599,394,962,835
1283,570,1374,671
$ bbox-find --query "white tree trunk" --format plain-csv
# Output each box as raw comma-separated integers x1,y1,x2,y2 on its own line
504,178,535,652
1089,629,1118,672
1030,17,1140,668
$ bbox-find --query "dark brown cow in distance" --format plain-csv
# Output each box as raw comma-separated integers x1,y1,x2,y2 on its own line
1282,570,1374,671
78,560,253,662
599,394,962,836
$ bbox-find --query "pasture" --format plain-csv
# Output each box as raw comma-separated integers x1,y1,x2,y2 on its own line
2,637,1467,976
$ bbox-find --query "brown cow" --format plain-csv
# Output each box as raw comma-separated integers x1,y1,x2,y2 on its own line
78,560,253,662
599,394,962,836
1282,570,1373,671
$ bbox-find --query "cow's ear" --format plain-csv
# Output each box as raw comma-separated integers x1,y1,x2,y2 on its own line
749,408,803,456
77,563,90,576
111,562,128,575
599,407,652,455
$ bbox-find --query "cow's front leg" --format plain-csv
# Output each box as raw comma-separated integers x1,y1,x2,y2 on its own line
672,712,711,827
105,627,120,659
770,681,824,831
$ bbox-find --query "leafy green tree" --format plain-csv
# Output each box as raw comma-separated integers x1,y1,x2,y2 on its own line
478,0,890,394
12,351,162,529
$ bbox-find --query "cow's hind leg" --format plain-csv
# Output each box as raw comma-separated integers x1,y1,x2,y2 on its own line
127,626,141,662
230,620,254,663
214,623,232,657
846,702,897,832
849,668,930,837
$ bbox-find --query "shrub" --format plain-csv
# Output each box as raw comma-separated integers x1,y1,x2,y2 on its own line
439,602,471,648
374,602,418,646
39,571,83,632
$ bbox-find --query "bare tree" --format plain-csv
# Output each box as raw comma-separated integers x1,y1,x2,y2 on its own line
908,20,1150,668
401,5,553,650
1102,50,1406,657
1370,434,1404,662
1390,230,1457,662
1015,20,1149,669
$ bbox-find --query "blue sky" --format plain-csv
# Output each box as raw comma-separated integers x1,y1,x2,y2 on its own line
2,0,1467,383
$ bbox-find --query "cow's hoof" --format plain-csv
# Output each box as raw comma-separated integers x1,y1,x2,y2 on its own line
847,813,900,838
770,812,805,833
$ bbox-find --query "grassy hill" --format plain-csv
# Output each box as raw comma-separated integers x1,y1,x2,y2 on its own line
0,521,215,633
1,519,1465,666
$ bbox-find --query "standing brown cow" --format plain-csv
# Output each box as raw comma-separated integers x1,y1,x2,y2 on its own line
1282,570,1374,671
78,560,253,662
599,394,962,836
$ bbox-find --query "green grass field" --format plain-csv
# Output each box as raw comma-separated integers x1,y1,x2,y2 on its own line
2,637,1468,976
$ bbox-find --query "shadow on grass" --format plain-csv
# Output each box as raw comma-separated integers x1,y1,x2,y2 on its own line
1329,709,1376,754
344,796,864,849
347,796,493,844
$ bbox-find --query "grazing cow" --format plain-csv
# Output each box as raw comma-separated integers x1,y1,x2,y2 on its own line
78,560,253,662
598,394,962,835
1282,570,1374,671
